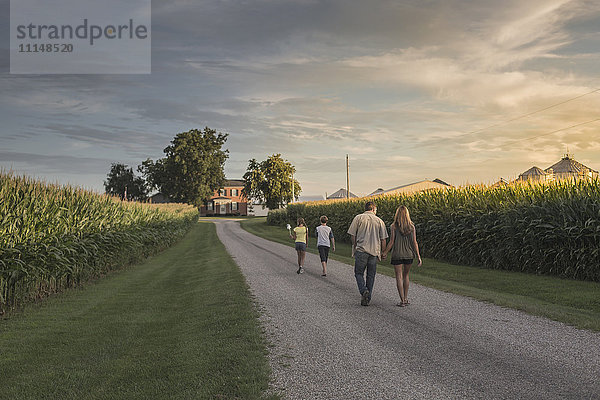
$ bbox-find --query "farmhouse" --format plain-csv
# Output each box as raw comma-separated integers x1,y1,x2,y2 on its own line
199,179,248,216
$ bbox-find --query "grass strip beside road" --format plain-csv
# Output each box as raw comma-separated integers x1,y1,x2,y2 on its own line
241,217,600,332
0,222,277,400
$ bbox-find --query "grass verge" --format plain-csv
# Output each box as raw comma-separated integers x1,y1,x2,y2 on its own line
241,217,600,332
0,222,278,400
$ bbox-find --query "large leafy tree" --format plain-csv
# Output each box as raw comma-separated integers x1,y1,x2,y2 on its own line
139,127,228,206
242,154,301,209
104,163,148,201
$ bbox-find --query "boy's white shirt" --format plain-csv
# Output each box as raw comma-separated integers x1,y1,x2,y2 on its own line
315,225,333,247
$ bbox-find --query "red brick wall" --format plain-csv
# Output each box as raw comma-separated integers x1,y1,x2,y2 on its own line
200,185,248,216
211,187,246,202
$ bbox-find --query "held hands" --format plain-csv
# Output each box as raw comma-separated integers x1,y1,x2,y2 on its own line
382,251,388,260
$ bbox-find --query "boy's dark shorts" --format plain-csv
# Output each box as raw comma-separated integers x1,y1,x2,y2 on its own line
391,258,413,265
295,242,306,251
318,245,330,262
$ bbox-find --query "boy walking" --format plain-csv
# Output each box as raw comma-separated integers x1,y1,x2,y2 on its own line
315,215,335,276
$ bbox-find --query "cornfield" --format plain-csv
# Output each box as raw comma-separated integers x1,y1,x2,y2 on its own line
270,179,600,281
0,172,199,313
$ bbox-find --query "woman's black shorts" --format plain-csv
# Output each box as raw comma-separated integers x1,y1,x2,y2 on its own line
391,258,413,265
295,242,306,251
318,245,330,262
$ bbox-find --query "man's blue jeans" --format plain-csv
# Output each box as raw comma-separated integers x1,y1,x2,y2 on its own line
354,251,377,300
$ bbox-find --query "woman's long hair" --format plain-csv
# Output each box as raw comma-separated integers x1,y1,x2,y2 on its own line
297,217,305,226
392,206,413,236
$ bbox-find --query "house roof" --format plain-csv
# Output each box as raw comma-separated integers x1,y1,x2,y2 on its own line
491,178,509,187
224,179,245,187
520,166,548,176
368,188,385,196
212,197,232,204
432,178,451,186
383,180,450,193
327,188,358,199
374,180,452,196
545,155,598,174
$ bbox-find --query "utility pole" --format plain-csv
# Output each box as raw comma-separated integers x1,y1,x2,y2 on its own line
291,171,294,203
346,154,350,199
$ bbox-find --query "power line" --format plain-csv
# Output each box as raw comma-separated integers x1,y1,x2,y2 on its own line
417,118,600,165
418,87,600,148
466,88,600,136
499,118,600,147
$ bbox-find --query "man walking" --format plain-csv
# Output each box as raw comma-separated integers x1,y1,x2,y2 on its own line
347,201,388,306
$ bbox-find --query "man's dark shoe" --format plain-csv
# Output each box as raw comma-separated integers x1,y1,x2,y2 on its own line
361,289,370,306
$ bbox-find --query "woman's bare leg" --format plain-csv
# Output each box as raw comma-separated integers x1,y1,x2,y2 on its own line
300,251,306,267
394,265,405,303
402,264,412,303
297,250,302,266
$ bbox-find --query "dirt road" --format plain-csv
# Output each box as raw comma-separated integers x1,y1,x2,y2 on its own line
216,220,600,399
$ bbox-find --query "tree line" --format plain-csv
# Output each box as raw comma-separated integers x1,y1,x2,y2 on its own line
104,127,301,209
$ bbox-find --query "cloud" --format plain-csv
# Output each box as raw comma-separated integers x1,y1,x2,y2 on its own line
32,123,169,157
1,0,599,195
0,150,110,174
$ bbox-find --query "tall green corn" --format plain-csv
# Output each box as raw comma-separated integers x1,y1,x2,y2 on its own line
0,171,199,313
271,179,600,281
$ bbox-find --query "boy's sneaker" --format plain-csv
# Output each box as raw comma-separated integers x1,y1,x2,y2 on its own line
297,266,302,274
361,289,370,306
299,267,304,274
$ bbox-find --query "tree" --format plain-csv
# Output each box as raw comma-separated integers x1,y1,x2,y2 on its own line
242,154,301,209
139,127,229,207
104,163,148,201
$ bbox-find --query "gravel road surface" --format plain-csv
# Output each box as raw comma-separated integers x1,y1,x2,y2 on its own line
215,220,600,399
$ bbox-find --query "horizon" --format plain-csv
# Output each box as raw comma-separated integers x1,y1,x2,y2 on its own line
3,149,596,201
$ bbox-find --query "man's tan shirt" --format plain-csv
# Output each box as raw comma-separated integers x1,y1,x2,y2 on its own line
347,210,389,259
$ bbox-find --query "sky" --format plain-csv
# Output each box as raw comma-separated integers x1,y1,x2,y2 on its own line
1,0,599,198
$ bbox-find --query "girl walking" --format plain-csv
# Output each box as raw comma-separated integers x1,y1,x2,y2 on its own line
383,205,422,306
290,217,308,274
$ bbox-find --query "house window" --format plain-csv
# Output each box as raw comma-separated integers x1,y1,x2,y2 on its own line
232,202,238,211
219,189,225,196
207,202,213,211
232,189,238,196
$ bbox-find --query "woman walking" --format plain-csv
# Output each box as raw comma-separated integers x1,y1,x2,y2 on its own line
383,205,422,306
290,217,308,274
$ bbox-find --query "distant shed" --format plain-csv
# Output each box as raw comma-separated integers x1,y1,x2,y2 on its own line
149,193,170,204
327,188,358,199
